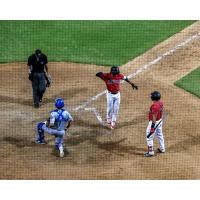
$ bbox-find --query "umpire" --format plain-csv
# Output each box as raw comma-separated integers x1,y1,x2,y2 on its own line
28,49,49,108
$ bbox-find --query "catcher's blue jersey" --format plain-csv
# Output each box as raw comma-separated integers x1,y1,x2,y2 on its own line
50,109,73,131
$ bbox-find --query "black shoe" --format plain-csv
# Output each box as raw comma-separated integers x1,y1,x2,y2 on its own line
34,103,40,108
144,152,154,157
157,148,165,153
35,139,46,144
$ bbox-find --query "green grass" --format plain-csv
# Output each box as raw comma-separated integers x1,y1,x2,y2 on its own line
175,67,200,98
0,20,195,65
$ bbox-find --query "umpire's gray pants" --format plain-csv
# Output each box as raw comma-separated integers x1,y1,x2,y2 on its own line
32,72,46,105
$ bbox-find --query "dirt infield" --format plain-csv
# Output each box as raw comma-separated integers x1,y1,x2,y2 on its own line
1,22,200,179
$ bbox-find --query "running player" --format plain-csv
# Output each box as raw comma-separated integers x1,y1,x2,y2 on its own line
96,65,138,129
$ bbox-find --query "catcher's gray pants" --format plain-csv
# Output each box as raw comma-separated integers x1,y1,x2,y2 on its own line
32,72,46,106
106,90,120,122
146,119,165,153
42,124,65,151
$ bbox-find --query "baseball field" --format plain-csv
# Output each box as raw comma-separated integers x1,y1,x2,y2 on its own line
1,20,200,179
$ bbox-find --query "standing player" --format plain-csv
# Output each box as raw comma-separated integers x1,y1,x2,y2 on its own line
36,98,73,158
27,49,50,108
144,91,165,157
96,65,138,129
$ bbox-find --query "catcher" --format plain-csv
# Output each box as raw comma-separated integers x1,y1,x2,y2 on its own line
96,65,138,129
36,98,73,157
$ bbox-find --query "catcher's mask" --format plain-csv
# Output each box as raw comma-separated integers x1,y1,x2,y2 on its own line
151,91,161,101
111,65,120,75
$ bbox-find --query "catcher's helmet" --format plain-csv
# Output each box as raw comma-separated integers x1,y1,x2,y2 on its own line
55,98,64,109
111,65,120,75
151,91,161,101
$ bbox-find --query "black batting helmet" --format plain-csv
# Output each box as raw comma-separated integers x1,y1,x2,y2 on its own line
111,65,120,75
151,91,161,101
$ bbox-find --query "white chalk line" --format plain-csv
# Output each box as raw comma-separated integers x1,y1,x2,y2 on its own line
71,32,200,125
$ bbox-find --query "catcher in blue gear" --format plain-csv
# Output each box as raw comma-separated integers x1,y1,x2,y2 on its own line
36,98,73,157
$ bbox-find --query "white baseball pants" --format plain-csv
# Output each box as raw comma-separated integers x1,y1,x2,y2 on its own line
106,90,120,122
146,119,165,152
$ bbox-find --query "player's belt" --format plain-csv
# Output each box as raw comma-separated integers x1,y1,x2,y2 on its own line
109,91,119,94
149,118,162,122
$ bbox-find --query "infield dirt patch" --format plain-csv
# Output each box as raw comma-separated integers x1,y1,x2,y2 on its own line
1,22,200,179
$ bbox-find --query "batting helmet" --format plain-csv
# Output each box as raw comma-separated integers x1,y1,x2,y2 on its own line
111,65,120,75
55,98,64,109
151,91,161,101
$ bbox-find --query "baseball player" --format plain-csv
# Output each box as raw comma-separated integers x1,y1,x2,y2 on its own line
96,65,138,129
36,98,73,158
27,49,51,108
144,91,165,157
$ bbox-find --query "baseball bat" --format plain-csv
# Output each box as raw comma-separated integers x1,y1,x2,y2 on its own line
147,112,168,138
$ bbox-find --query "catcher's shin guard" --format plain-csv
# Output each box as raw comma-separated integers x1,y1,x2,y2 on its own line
36,122,46,144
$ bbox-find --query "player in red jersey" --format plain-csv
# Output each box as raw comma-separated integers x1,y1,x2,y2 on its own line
96,65,138,129
144,91,165,157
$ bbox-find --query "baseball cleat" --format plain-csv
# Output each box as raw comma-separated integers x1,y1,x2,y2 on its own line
144,152,154,157
35,139,46,145
34,103,40,108
157,148,165,153
110,122,116,129
59,150,64,158
110,125,115,130
106,118,111,125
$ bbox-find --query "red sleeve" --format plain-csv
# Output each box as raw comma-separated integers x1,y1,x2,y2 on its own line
101,73,110,81
119,74,125,80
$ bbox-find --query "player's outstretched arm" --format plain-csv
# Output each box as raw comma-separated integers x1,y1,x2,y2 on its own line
96,72,104,79
124,77,138,90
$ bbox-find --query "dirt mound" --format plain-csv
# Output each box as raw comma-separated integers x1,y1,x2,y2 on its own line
1,22,200,179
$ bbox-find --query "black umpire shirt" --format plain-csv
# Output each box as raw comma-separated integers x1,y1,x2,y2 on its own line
28,53,48,73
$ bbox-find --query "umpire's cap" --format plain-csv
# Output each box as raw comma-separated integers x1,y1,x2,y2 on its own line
35,49,42,56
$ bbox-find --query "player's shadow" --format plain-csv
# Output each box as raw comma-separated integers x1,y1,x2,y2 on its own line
0,95,33,106
42,87,88,104
2,136,53,148
0,87,88,107
168,134,200,153
92,138,145,156
116,115,146,129
73,115,109,130
64,128,105,146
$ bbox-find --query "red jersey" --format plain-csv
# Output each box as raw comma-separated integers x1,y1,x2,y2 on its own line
100,73,126,93
148,101,164,121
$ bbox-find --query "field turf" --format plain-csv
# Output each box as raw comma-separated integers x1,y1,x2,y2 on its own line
175,67,200,98
0,20,194,65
